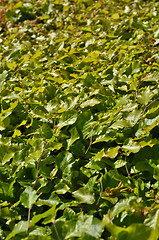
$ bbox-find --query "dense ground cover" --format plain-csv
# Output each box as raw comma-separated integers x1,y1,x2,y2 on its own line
0,0,159,239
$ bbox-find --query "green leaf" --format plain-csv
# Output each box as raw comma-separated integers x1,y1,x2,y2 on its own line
84,217,104,239
81,98,100,108
111,120,130,129
122,139,141,154
114,159,126,168
76,111,93,139
93,135,116,144
58,110,78,128
92,148,105,161
20,186,37,209
63,214,93,239
0,123,5,130
111,197,136,218
145,209,159,240
85,38,95,47
126,109,142,125
6,62,17,70
42,123,53,139
73,187,95,204
2,151,15,165
25,148,43,164
0,1,159,238
55,151,74,173
54,181,70,194
67,127,80,150
36,192,60,207
12,129,21,138
103,214,151,240
29,227,51,239
6,221,28,240
106,146,120,158
153,166,159,181
30,205,57,227
137,87,154,105
102,214,125,237
111,13,120,19
0,70,8,81
132,61,140,74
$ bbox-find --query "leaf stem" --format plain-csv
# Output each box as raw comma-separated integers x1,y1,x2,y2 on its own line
125,156,130,177
53,109,58,131
143,97,159,114
84,121,99,157
32,142,46,189
52,217,61,240
96,179,103,206
27,207,31,231
150,195,159,211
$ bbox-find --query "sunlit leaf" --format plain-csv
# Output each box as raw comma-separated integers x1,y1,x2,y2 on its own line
20,186,37,209
6,221,28,240
122,139,141,153
58,110,78,128
0,0,159,238
67,127,80,150
12,129,21,138
111,120,130,129
73,187,95,204
81,98,100,108
30,205,57,227
103,214,151,240
36,193,60,207
137,87,154,105
63,214,93,239
106,146,120,158
145,209,159,240
111,13,120,19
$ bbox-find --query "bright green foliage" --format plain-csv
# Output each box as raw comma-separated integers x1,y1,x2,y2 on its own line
0,0,159,239
20,186,38,209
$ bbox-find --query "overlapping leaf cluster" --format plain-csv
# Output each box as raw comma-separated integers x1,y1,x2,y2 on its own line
0,0,159,239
